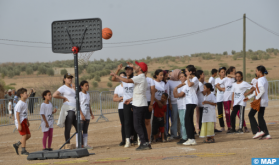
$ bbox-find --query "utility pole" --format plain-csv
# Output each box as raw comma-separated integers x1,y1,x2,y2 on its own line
243,14,246,81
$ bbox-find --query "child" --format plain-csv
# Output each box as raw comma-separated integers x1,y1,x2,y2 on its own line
76,80,94,149
12,88,31,155
215,67,226,131
208,69,218,94
200,83,217,143
196,70,206,134
8,100,12,119
40,90,57,151
229,72,255,134
152,93,168,143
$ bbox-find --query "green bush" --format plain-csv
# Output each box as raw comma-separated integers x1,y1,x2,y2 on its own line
38,66,47,74
246,73,251,78
46,68,54,76
80,76,88,82
232,55,237,60
215,56,221,61
251,55,259,60
95,75,101,82
107,82,112,88
223,51,228,55
92,81,98,88
21,65,26,71
8,71,14,78
60,69,67,75
89,73,95,80
204,70,209,76
231,50,236,55
14,69,20,76
26,67,33,75
218,63,229,69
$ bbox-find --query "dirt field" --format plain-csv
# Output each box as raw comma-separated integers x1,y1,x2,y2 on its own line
0,101,278,165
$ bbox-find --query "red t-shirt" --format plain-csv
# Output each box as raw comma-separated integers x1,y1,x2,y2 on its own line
153,102,167,118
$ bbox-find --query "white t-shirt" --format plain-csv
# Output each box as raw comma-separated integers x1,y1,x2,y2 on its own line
8,101,12,111
208,76,216,93
202,93,217,123
182,80,198,105
215,77,225,102
251,78,258,88
14,100,28,129
40,102,54,132
131,73,148,107
167,80,181,104
197,82,205,107
154,80,167,101
146,77,154,102
114,84,124,109
191,77,199,92
122,77,134,103
219,77,234,102
177,84,186,110
232,81,252,107
57,85,76,108
79,92,91,120
258,77,269,107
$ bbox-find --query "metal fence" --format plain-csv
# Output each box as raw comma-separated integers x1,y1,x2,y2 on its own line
1,80,278,131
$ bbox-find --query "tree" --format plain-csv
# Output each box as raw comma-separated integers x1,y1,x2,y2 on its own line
38,66,47,74
107,82,112,88
232,55,237,60
231,50,236,55
8,71,15,78
14,69,20,76
248,49,253,53
60,69,67,75
26,67,33,75
92,81,98,88
95,75,101,82
146,56,151,60
47,68,54,76
223,51,228,55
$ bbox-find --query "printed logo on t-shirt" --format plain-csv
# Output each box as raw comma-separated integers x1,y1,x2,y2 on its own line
125,87,133,93
203,107,208,113
23,111,27,118
185,90,190,97
85,104,89,110
157,90,164,97
226,86,232,91
47,114,54,121
234,93,241,99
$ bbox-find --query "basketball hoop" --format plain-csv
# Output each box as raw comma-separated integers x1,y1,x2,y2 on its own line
75,51,94,65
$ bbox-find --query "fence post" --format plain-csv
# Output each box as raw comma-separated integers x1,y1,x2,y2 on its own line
96,91,109,122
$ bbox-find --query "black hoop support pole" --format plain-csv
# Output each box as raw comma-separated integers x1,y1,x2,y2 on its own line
72,46,82,148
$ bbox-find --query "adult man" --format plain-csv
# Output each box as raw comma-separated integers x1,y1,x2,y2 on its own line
5,89,14,114
111,61,151,151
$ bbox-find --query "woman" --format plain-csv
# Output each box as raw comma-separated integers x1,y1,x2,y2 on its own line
245,65,271,139
54,73,85,145
113,72,126,146
215,67,226,131
166,69,181,140
111,64,135,148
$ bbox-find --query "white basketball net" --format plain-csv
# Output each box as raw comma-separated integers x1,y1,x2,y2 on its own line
76,51,94,65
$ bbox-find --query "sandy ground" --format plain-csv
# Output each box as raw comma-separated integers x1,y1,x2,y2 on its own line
0,101,279,165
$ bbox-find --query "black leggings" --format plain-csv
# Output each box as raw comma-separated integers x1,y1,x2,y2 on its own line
231,105,245,130
123,104,134,138
248,107,269,135
217,102,225,127
80,119,90,145
65,111,77,144
118,109,125,142
185,104,197,139
199,107,204,131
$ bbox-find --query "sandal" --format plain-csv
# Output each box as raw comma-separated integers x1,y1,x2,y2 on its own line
206,139,215,143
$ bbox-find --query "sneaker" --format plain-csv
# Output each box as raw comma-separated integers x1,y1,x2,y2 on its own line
177,139,187,145
12,143,19,155
214,129,222,133
43,148,49,151
48,148,53,151
236,129,244,134
226,129,236,134
221,127,225,131
136,143,151,151
162,140,167,143
253,131,265,139
167,136,174,142
183,139,197,146
124,139,131,148
244,127,250,133
84,145,93,150
259,134,271,140
21,150,29,155
119,141,125,146
138,138,141,146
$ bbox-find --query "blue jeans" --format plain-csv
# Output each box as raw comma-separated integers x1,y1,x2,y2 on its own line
165,104,172,136
171,104,179,138
178,109,187,140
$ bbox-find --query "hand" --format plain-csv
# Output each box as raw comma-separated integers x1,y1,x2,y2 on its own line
148,105,153,112
177,83,185,88
27,121,30,127
117,64,123,70
81,114,86,121
18,125,22,131
202,101,205,105
164,120,166,124
243,98,249,102
63,97,69,103
119,98,123,102
46,122,49,128
124,99,131,105
91,114,94,120
110,72,116,77
53,108,57,113
126,62,134,68
230,106,233,111
169,104,172,111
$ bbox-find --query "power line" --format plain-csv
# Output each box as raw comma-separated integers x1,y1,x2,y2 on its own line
0,42,51,48
247,17,279,37
0,39,51,44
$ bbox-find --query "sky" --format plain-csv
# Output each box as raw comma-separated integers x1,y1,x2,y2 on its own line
0,0,278,63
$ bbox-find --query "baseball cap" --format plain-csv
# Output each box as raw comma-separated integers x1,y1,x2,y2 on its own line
8,89,12,92
135,61,148,72
64,73,74,79
124,65,133,70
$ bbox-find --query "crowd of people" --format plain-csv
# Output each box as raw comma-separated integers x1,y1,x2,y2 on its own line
11,61,271,155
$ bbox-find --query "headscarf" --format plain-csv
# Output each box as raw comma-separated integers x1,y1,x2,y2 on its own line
170,69,181,81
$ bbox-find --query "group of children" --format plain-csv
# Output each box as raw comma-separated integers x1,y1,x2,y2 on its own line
12,73,94,155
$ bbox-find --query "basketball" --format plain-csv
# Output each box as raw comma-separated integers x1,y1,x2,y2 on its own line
102,28,113,40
